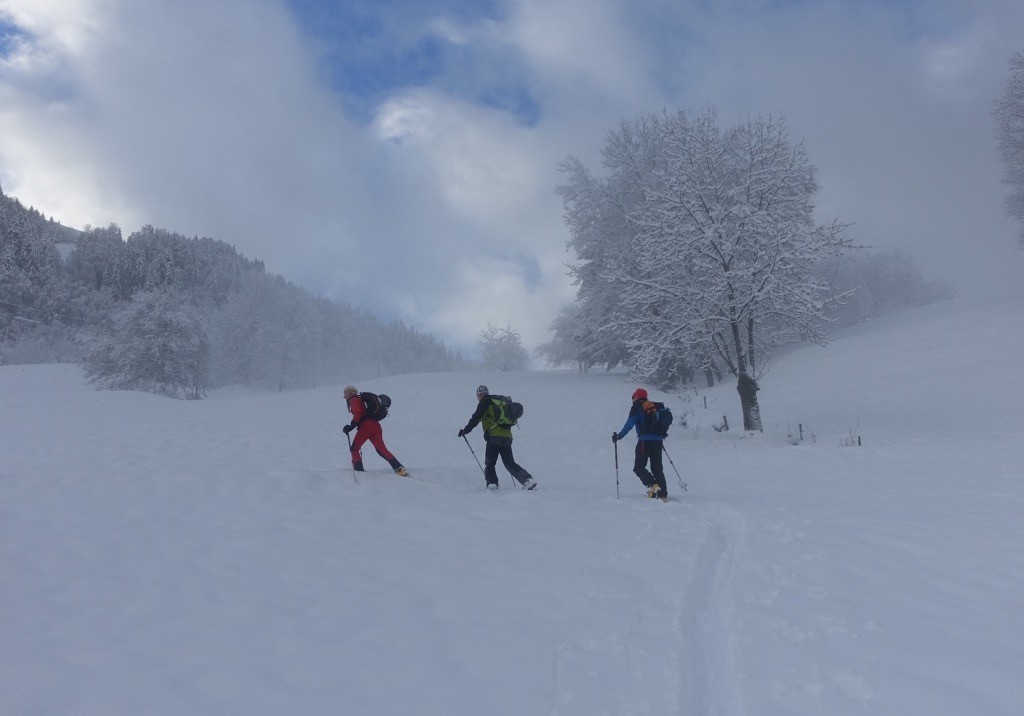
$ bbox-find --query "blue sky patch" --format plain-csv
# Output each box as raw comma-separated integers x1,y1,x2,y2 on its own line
476,82,541,127
281,0,539,125
0,19,29,58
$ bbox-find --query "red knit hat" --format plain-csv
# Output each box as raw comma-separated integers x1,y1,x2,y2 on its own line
631,387,648,401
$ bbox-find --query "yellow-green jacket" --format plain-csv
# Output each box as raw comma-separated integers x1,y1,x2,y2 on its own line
460,395,514,440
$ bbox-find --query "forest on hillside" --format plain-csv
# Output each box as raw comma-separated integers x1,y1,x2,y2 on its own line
0,188,469,398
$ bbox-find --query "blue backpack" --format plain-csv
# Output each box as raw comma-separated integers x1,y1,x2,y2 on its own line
643,401,673,436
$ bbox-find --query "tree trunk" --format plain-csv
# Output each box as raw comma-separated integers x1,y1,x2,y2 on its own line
680,363,694,386
705,368,716,387
710,359,723,384
737,373,762,432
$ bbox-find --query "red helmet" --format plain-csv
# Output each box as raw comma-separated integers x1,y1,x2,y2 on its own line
631,387,648,401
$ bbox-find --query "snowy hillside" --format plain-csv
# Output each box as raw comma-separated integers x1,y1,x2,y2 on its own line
2,294,1023,715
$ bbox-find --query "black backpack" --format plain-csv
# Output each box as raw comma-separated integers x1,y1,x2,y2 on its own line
489,395,524,427
643,401,673,436
359,391,391,421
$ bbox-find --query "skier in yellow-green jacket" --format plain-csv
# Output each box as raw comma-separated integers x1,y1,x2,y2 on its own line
458,385,536,491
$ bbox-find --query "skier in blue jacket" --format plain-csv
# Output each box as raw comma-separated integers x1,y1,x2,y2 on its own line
612,387,668,501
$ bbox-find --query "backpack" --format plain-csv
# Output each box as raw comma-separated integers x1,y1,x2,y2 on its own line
489,395,524,428
642,400,673,436
359,391,391,421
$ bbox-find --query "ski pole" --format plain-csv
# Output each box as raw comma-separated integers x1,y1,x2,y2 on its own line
346,432,358,484
662,445,687,491
613,435,620,499
462,434,485,475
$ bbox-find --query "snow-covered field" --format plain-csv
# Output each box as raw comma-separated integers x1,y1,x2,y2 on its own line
2,294,1023,715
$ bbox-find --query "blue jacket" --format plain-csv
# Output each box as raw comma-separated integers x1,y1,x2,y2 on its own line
616,400,663,442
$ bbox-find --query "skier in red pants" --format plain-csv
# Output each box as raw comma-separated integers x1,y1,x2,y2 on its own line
342,385,408,476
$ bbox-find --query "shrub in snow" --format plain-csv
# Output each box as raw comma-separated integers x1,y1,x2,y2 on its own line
81,288,209,399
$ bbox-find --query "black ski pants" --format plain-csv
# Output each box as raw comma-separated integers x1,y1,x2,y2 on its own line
484,436,532,487
633,440,667,497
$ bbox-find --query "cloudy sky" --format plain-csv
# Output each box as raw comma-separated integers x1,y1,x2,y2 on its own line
1,0,1022,350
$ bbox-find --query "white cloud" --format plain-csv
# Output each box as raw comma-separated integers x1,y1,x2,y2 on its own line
0,0,101,56
368,88,574,346
505,0,664,120
376,91,542,221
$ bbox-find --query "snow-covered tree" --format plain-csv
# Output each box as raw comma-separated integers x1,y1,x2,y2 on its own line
478,323,529,371
557,117,665,372
535,303,589,371
210,271,271,387
66,225,123,291
263,278,319,392
0,213,60,279
995,51,1024,248
561,109,850,430
81,288,209,399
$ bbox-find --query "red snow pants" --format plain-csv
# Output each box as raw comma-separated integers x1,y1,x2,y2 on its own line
350,419,398,467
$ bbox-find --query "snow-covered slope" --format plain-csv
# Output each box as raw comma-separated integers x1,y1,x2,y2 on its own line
2,294,1023,715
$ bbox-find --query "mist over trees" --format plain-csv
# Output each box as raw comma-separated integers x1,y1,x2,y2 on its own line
535,303,590,373
551,108,952,430
478,323,529,371
995,50,1024,248
0,187,469,397
815,250,955,329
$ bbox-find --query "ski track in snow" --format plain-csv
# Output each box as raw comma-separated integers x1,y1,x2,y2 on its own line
677,502,746,716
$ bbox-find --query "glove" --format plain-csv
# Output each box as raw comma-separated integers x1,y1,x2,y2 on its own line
458,429,466,438
611,432,619,443
342,424,353,435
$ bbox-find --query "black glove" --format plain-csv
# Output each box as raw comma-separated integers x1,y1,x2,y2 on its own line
458,429,466,438
611,432,619,443
343,424,353,435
